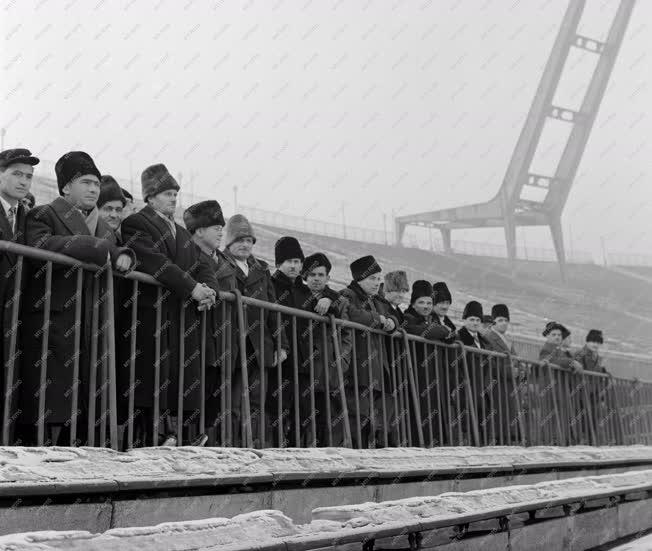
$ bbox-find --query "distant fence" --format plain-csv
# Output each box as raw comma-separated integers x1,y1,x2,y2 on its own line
608,252,652,268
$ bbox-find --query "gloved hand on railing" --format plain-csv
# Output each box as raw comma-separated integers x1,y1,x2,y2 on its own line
378,315,395,332
570,360,583,373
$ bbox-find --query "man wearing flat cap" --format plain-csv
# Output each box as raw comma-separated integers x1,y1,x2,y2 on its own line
339,254,398,447
0,148,40,437
18,151,135,446
120,164,218,446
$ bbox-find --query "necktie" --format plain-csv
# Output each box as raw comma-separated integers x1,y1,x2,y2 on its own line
7,206,16,233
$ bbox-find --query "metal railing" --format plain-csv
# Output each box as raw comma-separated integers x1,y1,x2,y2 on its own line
2,240,651,450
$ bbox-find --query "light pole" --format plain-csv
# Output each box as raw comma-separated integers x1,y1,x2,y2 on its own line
1,128,5,150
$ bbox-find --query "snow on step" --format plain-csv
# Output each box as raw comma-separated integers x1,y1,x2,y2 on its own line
1,445,652,488
2,468,652,550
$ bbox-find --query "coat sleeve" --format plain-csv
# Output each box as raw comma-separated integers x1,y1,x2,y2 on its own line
340,288,382,328
195,249,220,292
421,321,451,342
264,268,289,351
25,206,111,266
121,215,197,298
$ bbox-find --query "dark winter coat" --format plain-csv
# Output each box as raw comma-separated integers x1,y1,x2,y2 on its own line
339,281,398,390
404,306,452,342
432,312,457,343
20,197,134,426
574,345,607,374
0,200,27,425
456,326,488,349
538,342,574,370
222,250,288,369
483,328,516,355
119,205,218,415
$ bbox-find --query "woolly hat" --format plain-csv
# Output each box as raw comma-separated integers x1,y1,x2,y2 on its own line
586,329,604,344
433,281,452,304
462,300,483,320
224,213,256,248
183,200,226,234
491,304,510,321
410,280,433,305
543,321,570,340
384,271,409,293
302,252,332,276
350,255,381,282
98,175,126,208
55,151,101,195
275,236,304,265
121,187,133,202
141,163,179,201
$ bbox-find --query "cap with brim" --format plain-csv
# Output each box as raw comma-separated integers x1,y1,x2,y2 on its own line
0,148,40,169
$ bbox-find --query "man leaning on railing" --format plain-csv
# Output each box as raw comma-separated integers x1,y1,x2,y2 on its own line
17,151,135,447
120,164,217,447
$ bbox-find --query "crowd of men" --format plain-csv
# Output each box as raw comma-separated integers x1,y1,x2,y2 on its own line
0,148,609,449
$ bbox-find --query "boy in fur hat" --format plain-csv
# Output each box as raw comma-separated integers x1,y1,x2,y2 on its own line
382,270,410,328
222,214,289,446
404,280,451,341
339,255,398,447
120,164,217,447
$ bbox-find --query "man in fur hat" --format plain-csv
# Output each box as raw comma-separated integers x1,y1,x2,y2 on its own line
183,200,236,445
98,175,126,240
221,213,288,447
120,164,217,447
19,151,135,446
299,252,351,446
271,236,333,445
574,329,607,374
382,270,410,328
483,304,516,355
340,255,398,447
456,301,488,349
432,281,456,342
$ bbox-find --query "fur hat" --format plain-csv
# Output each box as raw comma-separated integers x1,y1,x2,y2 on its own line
275,236,304,265
183,200,226,234
543,321,570,340
491,304,510,321
384,271,409,293
98,175,126,208
410,280,433,305
224,213,256,248
302,252,332,276
350,255,381,282
586,329,604,344
432,281,452,304
55,151,101,195
141,163,180,201
462,300,483,320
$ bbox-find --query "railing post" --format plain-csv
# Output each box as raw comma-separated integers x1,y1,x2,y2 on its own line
104,264,119,450
458,342,480,446
233,289,253,448
402,331,424,447
330,316,352,448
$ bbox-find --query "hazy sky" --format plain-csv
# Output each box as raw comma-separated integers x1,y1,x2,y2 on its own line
2,0,650,259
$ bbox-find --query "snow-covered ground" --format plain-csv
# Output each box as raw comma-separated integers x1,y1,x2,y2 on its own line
1,468,651,550
2,445,652,489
